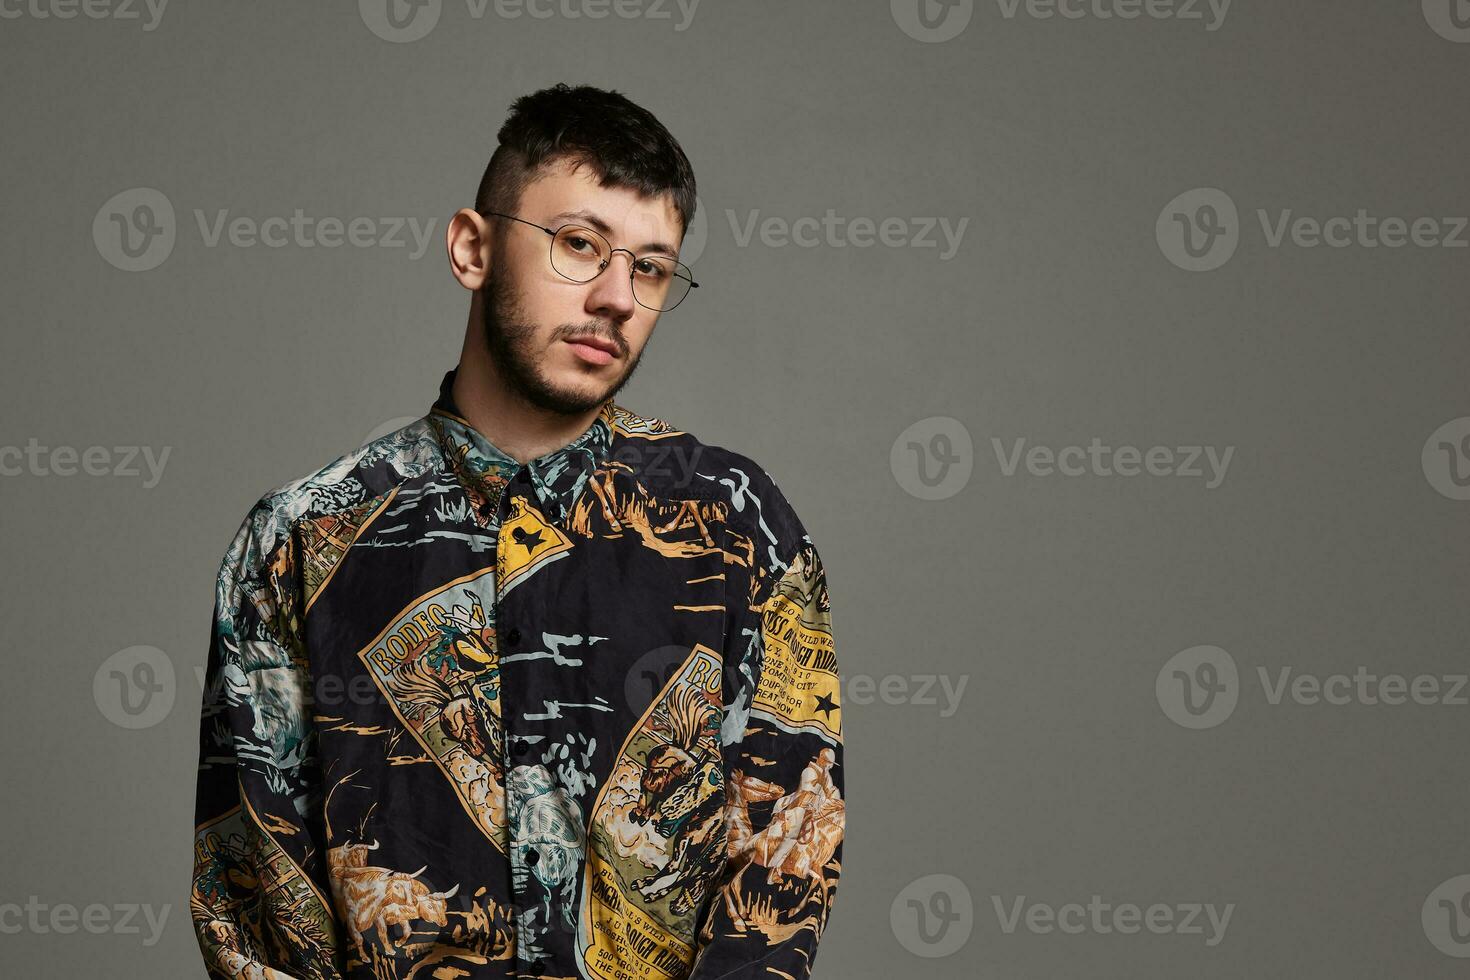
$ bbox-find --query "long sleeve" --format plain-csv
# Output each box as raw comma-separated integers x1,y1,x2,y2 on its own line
190,510,343,979
691,519,845,980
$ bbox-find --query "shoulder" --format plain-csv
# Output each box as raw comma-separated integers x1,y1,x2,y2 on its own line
607,403,815,579
214,416,443,614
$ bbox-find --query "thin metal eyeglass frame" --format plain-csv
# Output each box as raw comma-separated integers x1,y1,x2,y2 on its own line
480,210,700,312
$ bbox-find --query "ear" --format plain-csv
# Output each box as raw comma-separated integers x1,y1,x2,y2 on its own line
446,208,494,290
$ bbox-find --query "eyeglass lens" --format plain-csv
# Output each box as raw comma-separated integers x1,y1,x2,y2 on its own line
550,225,692,311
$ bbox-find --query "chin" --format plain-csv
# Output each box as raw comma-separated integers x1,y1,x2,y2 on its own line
533,371,618,413
548,362,610,388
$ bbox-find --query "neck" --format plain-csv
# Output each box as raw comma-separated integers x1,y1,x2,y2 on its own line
452,318,605,466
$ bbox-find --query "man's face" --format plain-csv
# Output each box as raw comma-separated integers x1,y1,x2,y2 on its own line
481,157,683,416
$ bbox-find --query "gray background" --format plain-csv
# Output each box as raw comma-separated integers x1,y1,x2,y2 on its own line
2,0,1468,976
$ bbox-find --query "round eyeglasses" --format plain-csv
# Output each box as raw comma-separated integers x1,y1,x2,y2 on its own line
482,210,699,312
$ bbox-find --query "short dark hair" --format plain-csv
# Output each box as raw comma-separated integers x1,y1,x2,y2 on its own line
475,83,697,244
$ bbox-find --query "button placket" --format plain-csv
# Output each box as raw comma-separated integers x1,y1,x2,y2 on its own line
498,464,542,973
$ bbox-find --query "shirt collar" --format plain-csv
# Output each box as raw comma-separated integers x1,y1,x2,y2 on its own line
426,368,617,526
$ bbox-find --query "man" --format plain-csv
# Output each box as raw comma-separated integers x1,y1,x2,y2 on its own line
190,83,845,980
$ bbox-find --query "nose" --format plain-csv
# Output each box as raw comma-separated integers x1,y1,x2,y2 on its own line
585,250,638,321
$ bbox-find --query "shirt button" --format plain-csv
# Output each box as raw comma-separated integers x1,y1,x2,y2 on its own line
505,627,521,647
512,738,532,757
525,849,540,866
515,468,531,484
528,959,544,976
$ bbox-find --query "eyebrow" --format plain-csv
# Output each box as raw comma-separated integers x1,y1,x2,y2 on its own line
545,209,681,260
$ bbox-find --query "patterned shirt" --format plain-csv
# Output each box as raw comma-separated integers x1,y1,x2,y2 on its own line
190,369,845,980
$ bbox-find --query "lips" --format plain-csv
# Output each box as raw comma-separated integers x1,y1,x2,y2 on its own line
564,334,619,358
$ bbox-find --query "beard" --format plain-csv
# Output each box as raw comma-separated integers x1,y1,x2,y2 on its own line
480,264,642,416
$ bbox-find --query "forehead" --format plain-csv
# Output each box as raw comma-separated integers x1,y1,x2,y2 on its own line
519,157,683,255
